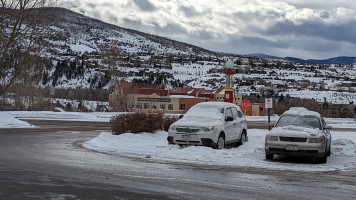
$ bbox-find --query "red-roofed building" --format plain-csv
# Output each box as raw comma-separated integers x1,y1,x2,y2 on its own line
109,81,250,114
135,88,169,96
214,86,242,105
170,87,215,99
169,87,195,95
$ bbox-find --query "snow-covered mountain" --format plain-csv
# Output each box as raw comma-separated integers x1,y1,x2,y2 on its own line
285,56,356,65
38,8,225,89
46,8,215,55
8,8,356,106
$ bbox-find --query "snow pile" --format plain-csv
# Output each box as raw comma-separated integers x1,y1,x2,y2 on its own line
84,129,356,172
0,112,37,128
4,111,114,122
332,138,356,157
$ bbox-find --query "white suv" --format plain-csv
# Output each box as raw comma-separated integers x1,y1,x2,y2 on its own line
167,102,248,149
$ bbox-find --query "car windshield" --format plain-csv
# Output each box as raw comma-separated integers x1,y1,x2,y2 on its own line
275,114,321,129
185,105,224,119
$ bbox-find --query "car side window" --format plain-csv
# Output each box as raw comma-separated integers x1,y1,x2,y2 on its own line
225,108,233,120
231,107,239,119
321,117,326,129
237,110,243,118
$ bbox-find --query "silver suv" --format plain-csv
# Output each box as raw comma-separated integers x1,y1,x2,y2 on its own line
167,102,248,149
265,107,332,163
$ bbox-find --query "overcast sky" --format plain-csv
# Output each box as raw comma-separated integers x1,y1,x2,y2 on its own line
61,0,356,59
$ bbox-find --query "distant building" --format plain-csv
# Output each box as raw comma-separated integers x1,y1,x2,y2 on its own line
215,87,242,105
109,81,256,115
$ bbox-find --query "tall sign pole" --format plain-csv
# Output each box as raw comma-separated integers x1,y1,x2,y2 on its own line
224,60,236,103
265,98,273,128
50,87,55,112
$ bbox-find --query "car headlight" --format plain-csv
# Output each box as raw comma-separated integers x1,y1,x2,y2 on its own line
169,125,177,131
201,126,214,132
266,135,278,141
308,138,324,143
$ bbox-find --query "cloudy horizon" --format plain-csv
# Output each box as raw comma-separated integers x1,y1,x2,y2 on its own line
61,0,356,60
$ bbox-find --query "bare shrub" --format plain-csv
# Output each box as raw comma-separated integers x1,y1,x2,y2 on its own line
163,115,179,131
0,1,59,96
110,112,164,135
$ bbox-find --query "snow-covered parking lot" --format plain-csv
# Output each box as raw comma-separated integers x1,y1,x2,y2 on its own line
1,111,356,172
84,129,356,172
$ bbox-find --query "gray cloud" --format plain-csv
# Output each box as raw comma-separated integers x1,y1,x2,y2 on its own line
179,5,202,18
61,0,356,59
123,18,187,37
263,21,356,45
132,0,157,12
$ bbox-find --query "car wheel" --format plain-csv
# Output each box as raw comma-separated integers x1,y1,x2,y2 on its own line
319,147,327,164
327,145,331,156
215,134,225,150
238,132,247,146
167,136,174,145
266,153,273,160
327,139,331,156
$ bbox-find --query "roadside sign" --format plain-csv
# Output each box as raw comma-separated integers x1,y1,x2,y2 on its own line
241,99,251,111
50,87,55,95
265,98,273,109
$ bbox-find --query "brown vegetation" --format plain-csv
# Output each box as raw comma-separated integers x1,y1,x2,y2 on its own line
0,0,58,96
110,112,179,135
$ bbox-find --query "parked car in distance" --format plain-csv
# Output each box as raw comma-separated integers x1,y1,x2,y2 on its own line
167,102,248,149
265,107,332,163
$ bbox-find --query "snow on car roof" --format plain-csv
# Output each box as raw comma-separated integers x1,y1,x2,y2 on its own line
282,107,320,117
185,102,240,119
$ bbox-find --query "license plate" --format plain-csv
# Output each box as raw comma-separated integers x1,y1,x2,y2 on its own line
286,145,298,151
182,135,191,141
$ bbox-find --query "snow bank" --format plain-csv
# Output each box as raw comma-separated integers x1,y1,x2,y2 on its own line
0,112,37,128
84,129,356,172
4,111,126,122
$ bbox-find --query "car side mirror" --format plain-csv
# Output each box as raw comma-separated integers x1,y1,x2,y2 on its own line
226,116,234,121
324,125,332,130
268,122,275,130
179,115,184,119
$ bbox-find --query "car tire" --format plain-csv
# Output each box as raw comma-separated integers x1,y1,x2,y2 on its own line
266,153,273,160
327,145,331,156
327,138,331,156
167,136,174,145
319,147,327,164
215,134,225,150
238,131,247,146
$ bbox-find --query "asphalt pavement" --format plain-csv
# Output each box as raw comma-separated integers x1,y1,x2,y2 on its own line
0,120,356,199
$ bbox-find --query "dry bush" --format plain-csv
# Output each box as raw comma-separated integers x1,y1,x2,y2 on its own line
163,115,179,131
110,112,164,135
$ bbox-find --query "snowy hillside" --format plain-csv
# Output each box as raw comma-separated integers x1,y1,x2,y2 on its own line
3,8,356,107
38,8,218,90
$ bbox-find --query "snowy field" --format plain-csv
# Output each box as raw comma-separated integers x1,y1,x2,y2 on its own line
1,111,356,172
